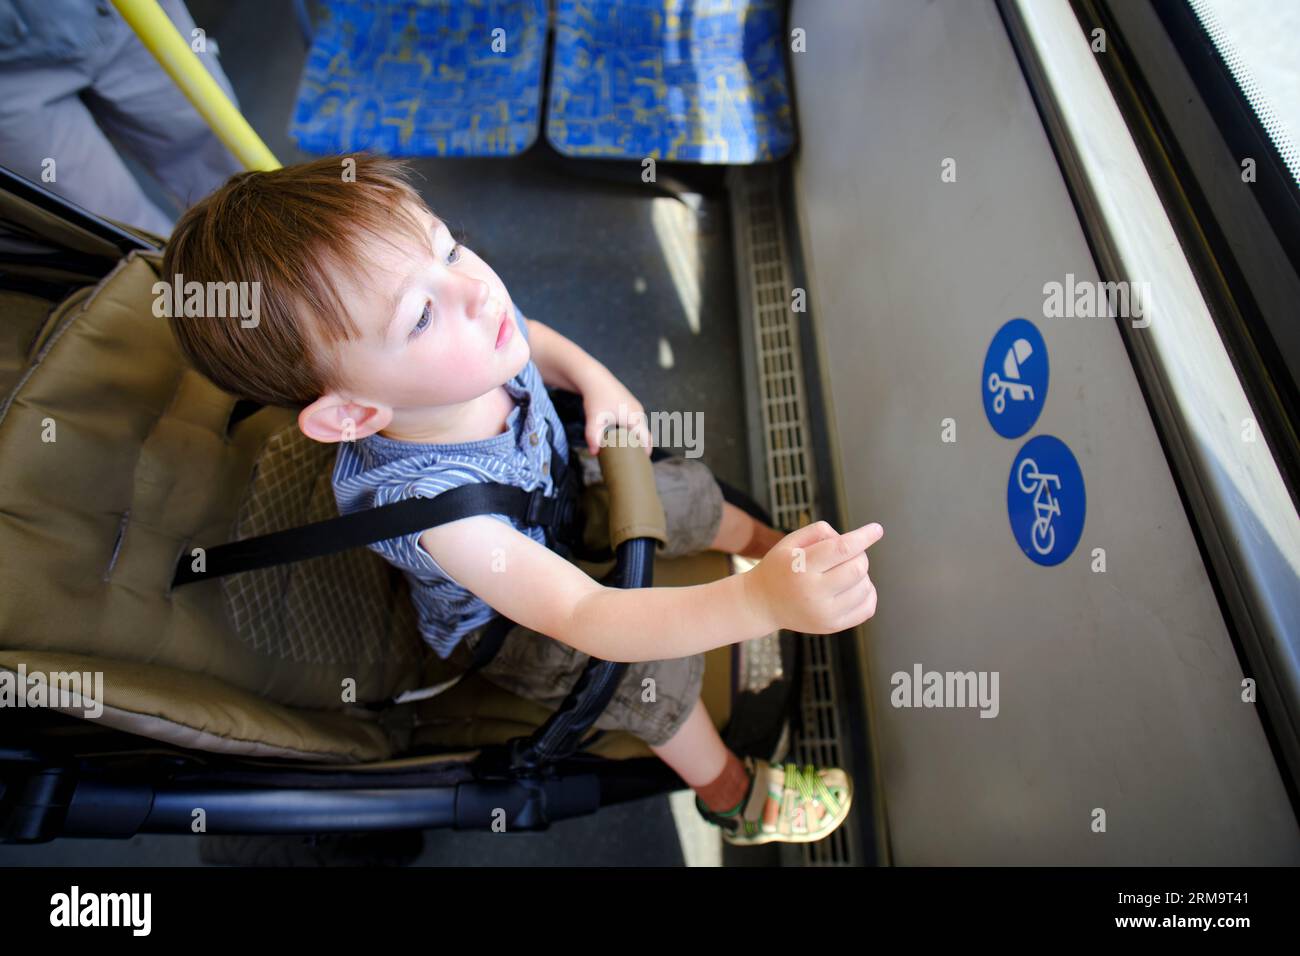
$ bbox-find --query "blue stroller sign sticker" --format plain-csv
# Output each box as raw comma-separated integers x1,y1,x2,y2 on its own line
983,318,1048,438
1008,435,1085,566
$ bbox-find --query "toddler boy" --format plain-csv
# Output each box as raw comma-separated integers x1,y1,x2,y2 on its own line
162,154,884,845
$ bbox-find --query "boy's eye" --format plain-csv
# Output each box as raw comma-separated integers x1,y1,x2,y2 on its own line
410,301,432,338
406,241,461,339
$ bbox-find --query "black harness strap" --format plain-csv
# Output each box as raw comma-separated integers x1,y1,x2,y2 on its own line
466,612,515,672
172,441,589,588
172,415,776,592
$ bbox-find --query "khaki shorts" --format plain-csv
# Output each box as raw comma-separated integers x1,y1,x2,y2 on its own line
451,453,723,747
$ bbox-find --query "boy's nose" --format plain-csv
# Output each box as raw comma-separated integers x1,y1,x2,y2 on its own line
452,273,492,319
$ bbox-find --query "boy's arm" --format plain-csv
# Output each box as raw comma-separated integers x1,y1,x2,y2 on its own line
419,516,773,662
525,319,610,393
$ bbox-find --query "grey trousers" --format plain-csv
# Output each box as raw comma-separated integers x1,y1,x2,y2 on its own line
0,0,246,237
452,452,725,746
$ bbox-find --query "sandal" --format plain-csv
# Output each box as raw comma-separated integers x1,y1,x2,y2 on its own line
695,755,853,845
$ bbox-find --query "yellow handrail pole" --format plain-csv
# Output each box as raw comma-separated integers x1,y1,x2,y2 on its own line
110,0,281,171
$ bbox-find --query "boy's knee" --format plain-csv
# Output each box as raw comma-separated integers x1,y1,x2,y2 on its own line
652,458,723,559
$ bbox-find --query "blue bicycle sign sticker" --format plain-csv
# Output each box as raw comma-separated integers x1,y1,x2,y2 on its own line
982,318,1048,438
1008,435,1086,566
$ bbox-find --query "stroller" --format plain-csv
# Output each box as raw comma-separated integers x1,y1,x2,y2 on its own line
0,165,798,856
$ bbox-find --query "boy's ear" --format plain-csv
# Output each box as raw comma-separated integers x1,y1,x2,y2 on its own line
298,391,392,443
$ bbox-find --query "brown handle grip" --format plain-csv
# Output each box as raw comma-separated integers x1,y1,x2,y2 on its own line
594,426,667,550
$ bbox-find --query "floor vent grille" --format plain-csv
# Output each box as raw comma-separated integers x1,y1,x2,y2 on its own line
731,167,856,867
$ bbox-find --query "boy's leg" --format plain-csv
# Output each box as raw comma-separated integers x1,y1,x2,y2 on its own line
466,623,757,818
649,456,724,559
655,697,854,841
576,450,782,560
710,501,784,559
468,619,750,808
650,695,753,813
476,624,752,811
462,619,711,750
633,453,783,559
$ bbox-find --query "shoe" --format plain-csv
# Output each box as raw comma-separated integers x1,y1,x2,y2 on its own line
695,755,853,846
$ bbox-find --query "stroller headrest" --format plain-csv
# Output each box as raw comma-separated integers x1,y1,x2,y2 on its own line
0,250,427,710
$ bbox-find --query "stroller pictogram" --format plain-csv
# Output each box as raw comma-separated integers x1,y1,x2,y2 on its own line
987,337,1036,415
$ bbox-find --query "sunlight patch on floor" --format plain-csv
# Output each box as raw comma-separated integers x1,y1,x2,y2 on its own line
668,789,723,867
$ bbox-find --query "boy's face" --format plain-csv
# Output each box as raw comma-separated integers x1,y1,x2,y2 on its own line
326,202,529,414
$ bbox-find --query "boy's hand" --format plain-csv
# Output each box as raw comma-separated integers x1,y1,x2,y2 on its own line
743,521,884,634
581,374,653,457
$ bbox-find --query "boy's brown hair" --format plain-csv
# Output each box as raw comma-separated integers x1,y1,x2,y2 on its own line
161,153,431,408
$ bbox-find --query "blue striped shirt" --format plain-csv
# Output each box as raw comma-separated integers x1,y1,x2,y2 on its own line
330,306,570,659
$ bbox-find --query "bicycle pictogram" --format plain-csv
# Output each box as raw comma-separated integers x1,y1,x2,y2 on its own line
1016,456,1061,556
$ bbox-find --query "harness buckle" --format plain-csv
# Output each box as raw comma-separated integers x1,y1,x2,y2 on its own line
552,462,581,534
525,487,556,526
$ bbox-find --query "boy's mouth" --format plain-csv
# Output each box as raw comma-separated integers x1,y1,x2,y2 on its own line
494,305,513,350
